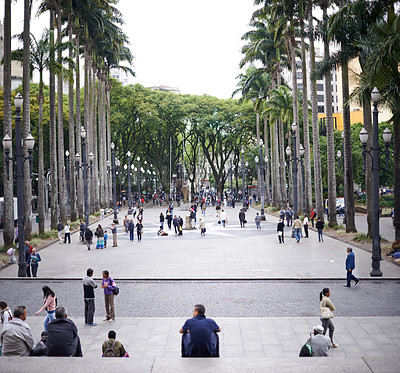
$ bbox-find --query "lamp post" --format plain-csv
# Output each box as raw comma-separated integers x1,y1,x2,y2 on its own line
65,150,70,214
291,122,299,218
299,144,305,212
110,142,119,224
126,151,132,214
359,87,392,277
2,93,35,277
265,155,270,206
241,148,247,211
137,156,141,199
230,158,233,199
75,127,94,228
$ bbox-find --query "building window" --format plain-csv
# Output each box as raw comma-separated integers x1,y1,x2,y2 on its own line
297,72,302,80
317,83,324,91
318,106,325,113
317,95,324,102
332,95,335,103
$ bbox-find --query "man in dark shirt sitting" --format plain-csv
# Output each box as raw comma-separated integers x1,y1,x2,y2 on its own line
46,306,82,357
180,304,221,357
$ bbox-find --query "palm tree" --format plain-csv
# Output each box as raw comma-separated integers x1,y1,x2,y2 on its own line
22,0,33,240
2,0,14,248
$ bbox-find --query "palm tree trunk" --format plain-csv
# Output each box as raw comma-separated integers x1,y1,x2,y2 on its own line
3,0,14,247
84,43,90,211
106,87,112,204
323,10,337,226
300,19,312,216
274,121,282,207
75,33,83,218
37,72,45,234
342,62,357,232
68,18,77,222
23,0,33,240
92,66,100,211
270,116,277,206
56,6,66,224
393,116,400,241
49,6,58,229
278,119,286,207
308,3,324,220
263,114,271,205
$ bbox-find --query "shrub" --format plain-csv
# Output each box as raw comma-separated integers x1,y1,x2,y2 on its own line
353,233,372,242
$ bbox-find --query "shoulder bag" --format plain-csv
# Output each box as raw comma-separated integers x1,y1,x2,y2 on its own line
320,298,334,319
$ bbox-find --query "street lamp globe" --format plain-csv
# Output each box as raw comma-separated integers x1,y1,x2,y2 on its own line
131,164,135,170
371,87,380,104
291,122,297,132
115,159,121,167
264,155,268,163
24,133,35,150
245,161,248,167
65,150,69,157
259,139,263,146
88,152,94,162
241,148,244,155
137,156,140,162
106,160,110,168
110,142,115,150
127,150,131,157
14,92,23,109
359,127,369,145
299,144,305,157
80,127,86,139
124,164,127,170
336,150,341,159
285,146,292,156
133,166,137,172
2,134,12,151
255,156,259,163
75,153,80,162
382,127,392,144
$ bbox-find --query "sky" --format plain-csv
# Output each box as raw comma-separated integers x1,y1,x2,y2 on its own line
3,0,257,99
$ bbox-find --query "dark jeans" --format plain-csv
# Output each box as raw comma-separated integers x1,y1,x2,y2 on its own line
346,270,359,287
304,224,308,238
278,232,284,243
181,332,219,358
174,225,178,234
167,220,172,229
130,230,134,241
31,264,38,277
26,265,31,277
84,299,95,324
318,229,323,241
240,220,245,228
64,233,71,243
321,318,335,344
137,231,142,241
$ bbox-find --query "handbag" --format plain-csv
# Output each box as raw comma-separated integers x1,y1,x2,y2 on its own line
320,298,334,319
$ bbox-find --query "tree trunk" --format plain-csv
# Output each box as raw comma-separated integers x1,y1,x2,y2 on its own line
56,5,66,224
3,0,14,248
68,18,77,222
323,8,337,226
308,4,324,220
106,88,112,205
92,66,100,211
37,73,45,234
23,0,33,240
342,62,357,232
393,116,400,241
264,114,271,205
300,18,312,217
49,6,58,230
75,33,83,219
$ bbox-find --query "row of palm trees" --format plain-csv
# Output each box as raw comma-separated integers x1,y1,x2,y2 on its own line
235,0,399,240
2,0,133,247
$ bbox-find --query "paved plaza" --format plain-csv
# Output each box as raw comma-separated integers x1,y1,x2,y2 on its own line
1,205,399,279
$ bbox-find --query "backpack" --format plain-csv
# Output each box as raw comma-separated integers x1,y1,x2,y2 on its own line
104,340,117,357
299,338,313,357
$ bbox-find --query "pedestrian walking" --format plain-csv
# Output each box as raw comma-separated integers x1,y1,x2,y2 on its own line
104,230,108,248
220,210,227,227
202,203,206,216
57,220,64,243
160,213,165,228
277,219,284,243
100,208,105,220
303,215,309,238
109,223,117,247
83,268,97,326
285,208,291,227
0,301,13,327
255,213,261,230
319,288,338,348
64,223,71,244
279,208,285,221
136,221,143,242
96,225,105,249
344,248,359,288
101,270,116,322
239,209,246,228
35,286,57,331
123,216,129,234
178,216,184,235
128,219,135,241
173,215,179,234
316,217,324,242
293,216,302,243
29,248,41,277
166,209,173,230
310,208,316,227
79,220,85,243
85,227,93,250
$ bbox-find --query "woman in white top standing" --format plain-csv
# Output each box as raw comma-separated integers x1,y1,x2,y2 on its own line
64,222,71,244
220,209,228,227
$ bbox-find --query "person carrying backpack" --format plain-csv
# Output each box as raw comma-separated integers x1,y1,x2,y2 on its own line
102,330,129,357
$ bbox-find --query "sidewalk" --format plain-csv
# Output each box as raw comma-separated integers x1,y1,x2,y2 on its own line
23,316,400,359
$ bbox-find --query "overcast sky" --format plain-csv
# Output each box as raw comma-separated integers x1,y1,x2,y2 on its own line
3,0,256,99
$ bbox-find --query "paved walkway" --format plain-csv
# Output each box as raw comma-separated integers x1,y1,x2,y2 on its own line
20,316,400,359
1,205,399,279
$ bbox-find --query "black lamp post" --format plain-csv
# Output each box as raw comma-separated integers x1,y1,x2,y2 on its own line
75,127,94,228
2,93,35,277
359,87,392,277
241,148,247,211
299,144,305,212
126,151,132,214
137,156,141,199
110,142,120,224
65,150,70,213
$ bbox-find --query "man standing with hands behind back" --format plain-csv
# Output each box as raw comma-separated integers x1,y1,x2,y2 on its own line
345,247,359,288
83,268,97,326
101,270,116,322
